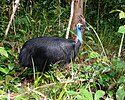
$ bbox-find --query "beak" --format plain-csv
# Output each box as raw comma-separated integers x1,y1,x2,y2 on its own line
84,27,89,31
81,25,89,31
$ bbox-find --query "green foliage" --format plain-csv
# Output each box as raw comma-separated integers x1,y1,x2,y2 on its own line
110,9,125,19
116,86,125,100
0,0,125,99
0,47,8,57
118,25,125,33
94,90,105,100
89,51,100,59
0,67,9,75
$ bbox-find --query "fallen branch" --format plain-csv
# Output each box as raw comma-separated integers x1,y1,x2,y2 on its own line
66,0,74,39
5,0,20,37
27,87,47,100
35,78,87,90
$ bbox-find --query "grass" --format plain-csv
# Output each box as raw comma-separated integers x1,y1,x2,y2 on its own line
0,44,125,99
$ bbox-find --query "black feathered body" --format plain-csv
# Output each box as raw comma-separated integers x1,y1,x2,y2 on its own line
19,36,81,71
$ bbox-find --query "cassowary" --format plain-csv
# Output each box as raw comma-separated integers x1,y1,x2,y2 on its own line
19,23,88,71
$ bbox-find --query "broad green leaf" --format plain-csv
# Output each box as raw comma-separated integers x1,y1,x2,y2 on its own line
108,91,113,98
34,75,42,87
80,88,93,100
58,88,66,100
109,9,121,13
87,36,94,41
94,90,105,100
43,73,50,78
89,51,100,59
19,29,27,34
0,47,8,57
5,75,12,84
1,98,7,100
0,67,9,75
81,51,87,55
75,95,83,100
0,90,6,95
8,63,14,70
119,11,125,19
109,9,125,19
14,95,27,100
118,76,125,84
30,94,40,100
116,60,125,68
67,91,78,95
116,86,125,100
118,25,125,33
31,19,36,23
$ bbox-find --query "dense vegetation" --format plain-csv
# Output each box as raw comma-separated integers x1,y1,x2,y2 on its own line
0,0,125,99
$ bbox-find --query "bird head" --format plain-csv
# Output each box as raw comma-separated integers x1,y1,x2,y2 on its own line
76,23,89,31
76,23,89,43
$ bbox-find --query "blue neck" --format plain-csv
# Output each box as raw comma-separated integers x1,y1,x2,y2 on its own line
76,27,82,43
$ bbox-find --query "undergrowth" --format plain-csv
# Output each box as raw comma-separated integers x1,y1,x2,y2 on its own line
0,0,125,100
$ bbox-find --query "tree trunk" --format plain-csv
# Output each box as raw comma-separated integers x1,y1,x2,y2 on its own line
71,0,83,30
70,0,86,39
